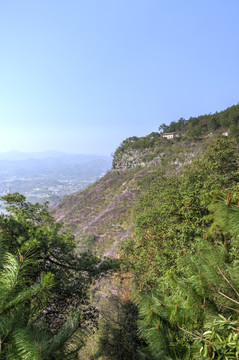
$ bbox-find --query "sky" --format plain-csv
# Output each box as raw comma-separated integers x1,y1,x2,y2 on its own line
0,0,239,156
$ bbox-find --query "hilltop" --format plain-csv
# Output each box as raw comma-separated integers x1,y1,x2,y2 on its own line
50,103,239,359
52,103,239,258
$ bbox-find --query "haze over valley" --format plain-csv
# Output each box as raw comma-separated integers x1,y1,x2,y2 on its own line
0,151,111,206
1,0,239,358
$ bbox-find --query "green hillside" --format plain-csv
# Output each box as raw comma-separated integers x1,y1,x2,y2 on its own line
53,104,239,259
50,103,239,359
159,103,239,138
1,104,238,359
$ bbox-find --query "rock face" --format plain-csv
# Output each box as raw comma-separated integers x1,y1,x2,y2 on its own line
112,137,204,171
111,132,207,171
112,149,147,170
112,149,166,170
52,136,207,261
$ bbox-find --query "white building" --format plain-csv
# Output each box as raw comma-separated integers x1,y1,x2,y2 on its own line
162,132,179,139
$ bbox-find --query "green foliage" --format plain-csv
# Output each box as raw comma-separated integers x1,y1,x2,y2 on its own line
121,138,239,286
113,132,165,162
0,194,115,329
41,104,239,358
0,250,55,359
94,296,146,360
195,316,239,359
134,235,239,359
0,193,75,254
159,103,239,140
0,194,117,359
117,133,161,152
119,138,239,359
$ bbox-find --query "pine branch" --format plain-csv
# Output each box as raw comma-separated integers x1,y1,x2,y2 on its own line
218,304,239,313
216,290,239,306
178,326,212,344
174,278,211,315
217,265,239,298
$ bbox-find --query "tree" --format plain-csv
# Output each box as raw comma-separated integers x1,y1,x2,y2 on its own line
121,139,239,287
120,138,239,358
208,116,219,132
94,296,148,360
131,198,239,359
0,194,116,358
0,248,86,359
158,124,169,133
135,237,239,359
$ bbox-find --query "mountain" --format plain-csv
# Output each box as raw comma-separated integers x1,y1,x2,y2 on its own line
0,150,110,162
52,104,239,256
51,104,239,358
52,141,203,256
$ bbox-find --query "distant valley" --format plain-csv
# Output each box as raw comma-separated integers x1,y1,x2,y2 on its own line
0,151,112,207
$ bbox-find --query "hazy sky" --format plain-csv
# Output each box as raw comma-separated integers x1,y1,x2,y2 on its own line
0,1,239,155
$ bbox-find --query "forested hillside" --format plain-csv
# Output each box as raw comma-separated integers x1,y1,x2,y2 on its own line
53,104,239,359
159,103,239,138
1,104,239,359
120,138,239,358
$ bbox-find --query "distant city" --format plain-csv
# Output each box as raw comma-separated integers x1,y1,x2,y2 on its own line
0,151,112,209
0,175,99,205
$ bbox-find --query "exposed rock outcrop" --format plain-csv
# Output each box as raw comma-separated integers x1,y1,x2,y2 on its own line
112,149,166,170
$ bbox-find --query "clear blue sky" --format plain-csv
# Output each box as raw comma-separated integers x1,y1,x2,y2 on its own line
0,0,239,155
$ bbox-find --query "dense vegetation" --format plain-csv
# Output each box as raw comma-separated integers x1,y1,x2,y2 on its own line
114,104,239,164
159,103,239,138
0,194,115,359
120,138,239,359
1,104,239,359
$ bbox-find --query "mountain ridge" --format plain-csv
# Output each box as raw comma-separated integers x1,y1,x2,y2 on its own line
0,150,111,162
52,103,239,257
51,104,239,359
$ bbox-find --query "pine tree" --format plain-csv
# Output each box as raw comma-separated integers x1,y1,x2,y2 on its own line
0,193,116,359
134,199,239,359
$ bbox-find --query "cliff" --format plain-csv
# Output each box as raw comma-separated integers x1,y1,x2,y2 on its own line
52,104,239,256
52,135,212,257
51,104,238,359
